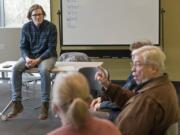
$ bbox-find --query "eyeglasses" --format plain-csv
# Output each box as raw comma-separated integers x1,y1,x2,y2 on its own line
130,62,148,68
31,13,43,17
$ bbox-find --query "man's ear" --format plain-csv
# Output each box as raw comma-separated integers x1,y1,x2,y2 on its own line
151,64,159,75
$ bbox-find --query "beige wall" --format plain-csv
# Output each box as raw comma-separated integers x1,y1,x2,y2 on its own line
162,0,180,81
51,0,60,57
51,0,180,81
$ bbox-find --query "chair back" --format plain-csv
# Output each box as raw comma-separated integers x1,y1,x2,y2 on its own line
78,67,102,98
59,52,90,62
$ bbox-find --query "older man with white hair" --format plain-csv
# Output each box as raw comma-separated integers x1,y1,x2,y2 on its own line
94,46,180,135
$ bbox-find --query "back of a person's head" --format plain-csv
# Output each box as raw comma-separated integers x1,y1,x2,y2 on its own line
52,72,92,128
132,45,166,75
130,39,153,51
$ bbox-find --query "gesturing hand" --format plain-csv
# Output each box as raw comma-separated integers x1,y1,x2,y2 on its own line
90,97,101,111
95,67,110,89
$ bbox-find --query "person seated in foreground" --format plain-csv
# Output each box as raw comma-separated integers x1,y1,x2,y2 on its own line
47,72,121,135
91,40,153,121
92,45,180,135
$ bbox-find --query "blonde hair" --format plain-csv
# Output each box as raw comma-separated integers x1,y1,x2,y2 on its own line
52,72,92,128
132,46,166,74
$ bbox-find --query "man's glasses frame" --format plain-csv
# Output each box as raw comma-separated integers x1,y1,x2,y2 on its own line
31,13,43,17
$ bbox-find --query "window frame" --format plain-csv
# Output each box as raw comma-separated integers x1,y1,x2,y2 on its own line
0,0,51,28
0,0,5,27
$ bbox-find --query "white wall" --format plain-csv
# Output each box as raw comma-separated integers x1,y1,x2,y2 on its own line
0,28,21,63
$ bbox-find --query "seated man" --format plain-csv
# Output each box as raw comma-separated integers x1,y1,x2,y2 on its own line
91,40,153,121
92,46,180,135
7,4,57,120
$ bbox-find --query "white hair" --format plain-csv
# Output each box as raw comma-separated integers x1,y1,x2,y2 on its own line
132,46,166,74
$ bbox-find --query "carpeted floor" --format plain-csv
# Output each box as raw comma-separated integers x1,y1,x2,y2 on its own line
0,81,60,135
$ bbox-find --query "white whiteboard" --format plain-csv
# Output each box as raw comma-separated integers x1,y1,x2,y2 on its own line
61,0,159,45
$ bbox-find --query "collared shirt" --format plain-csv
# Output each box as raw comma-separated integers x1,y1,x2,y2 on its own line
122,74,137,90
20,20,57,60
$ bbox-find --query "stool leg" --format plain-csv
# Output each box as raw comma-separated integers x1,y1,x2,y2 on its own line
0,100,13,121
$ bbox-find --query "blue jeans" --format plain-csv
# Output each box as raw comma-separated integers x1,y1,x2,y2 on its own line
11,57,57,102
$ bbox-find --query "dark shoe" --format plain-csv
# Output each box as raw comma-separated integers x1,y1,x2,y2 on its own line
7,101,23,118
38,102,49,120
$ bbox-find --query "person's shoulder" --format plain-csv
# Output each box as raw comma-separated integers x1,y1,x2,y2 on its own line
47,124,81,135
22,21,32,30
43,20,57,32
91,117,121,135
44,20,56,27
92,116,114,126
47,126,69,135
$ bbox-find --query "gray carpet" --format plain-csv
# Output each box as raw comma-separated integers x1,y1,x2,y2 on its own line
0,81,60,135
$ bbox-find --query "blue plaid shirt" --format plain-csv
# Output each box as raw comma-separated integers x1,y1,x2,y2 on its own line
20,20,57,60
